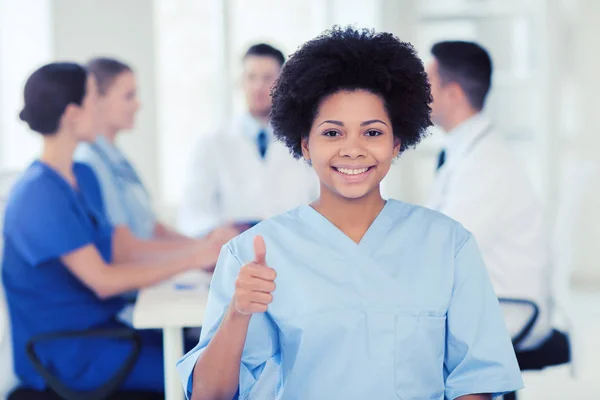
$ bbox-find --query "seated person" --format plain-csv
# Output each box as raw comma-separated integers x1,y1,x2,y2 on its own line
75,57,198,240
1,62,227,394
177,44,319,238
424,41,552,350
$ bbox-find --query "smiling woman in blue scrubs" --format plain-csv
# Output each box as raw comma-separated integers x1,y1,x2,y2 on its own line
1,63,227,394
177,27,524,400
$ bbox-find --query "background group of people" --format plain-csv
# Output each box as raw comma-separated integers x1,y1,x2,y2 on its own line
1,24,558,399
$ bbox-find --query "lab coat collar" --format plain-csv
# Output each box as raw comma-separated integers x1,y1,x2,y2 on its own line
443,113,492,163
241,112,274,141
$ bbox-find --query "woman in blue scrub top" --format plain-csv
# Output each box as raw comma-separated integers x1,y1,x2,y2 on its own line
1,63,227,394
178,27,524,400
74,57,192,240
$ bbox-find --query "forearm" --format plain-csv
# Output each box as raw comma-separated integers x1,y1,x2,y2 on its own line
127,239,196,261
456,394,492,400
191,306,251,400
113,226,198,263
154,222,192,241
99,255,193,298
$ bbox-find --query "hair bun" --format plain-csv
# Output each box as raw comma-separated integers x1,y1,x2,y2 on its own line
19,108,29,122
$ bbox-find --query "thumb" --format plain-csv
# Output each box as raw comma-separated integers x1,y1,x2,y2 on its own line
253,235,267,266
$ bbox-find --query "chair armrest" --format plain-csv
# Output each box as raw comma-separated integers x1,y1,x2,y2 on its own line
26,327,141,400
498,298,540,349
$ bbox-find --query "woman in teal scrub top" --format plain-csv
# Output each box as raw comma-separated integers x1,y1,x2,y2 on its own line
178,27,524,400
1,62,226,394
74,57,187,240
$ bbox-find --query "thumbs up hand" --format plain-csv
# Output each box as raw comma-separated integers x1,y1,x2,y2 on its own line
232,236,277,315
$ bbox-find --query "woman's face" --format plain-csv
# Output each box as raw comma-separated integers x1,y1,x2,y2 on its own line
302,90,400,201
98,70,140,132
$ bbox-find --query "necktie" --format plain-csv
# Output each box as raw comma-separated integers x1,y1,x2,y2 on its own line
436,149,446,171
257,129,268,159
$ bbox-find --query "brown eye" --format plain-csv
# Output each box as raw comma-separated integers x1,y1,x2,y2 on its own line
323,130,340,137
365,130,382,137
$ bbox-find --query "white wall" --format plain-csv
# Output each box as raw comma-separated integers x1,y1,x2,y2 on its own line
153,0,221,210
0,0,53,171
567,0,600,285
52,0,159,202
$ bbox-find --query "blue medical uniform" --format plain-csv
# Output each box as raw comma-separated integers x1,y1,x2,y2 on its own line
1,161,164,391
178,200,524,400
75,136,156,239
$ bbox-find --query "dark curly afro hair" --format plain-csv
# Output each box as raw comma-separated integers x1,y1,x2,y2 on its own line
270,26,433,159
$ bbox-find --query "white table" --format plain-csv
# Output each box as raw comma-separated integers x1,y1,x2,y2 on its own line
132,270,211,400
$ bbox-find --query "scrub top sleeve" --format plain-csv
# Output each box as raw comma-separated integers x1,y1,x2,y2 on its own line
177,244,280,400
76,148,129,227
444,234,524,400
8,180,92,267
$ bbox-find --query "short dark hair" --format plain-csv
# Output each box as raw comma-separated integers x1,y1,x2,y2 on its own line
270,26,432,159
19,62,88,135
87,57,132,95
243,43,285,67
431,41,492,110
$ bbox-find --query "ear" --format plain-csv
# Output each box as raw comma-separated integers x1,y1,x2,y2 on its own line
301,136,310,161
448,82,464,102
393,137,401,158
61,103,80,125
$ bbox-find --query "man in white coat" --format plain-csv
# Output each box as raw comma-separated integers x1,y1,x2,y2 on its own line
425,41,552,350
178,44,319,237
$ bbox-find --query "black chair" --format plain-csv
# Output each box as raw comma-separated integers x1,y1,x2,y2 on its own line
499,298,571,400
8,327,164,400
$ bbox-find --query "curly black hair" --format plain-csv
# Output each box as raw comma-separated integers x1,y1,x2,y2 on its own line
270,26,432,159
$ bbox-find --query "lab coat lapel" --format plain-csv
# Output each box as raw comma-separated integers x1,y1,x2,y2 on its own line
427,158,459,210
426,122,493,211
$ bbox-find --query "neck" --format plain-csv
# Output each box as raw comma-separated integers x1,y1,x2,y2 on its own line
97,125,119,144
312,187,386,243
40,131,78,186
442,107,478,133
250,111,270,126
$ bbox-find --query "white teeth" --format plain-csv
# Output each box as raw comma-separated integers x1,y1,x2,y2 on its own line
336,167,369,175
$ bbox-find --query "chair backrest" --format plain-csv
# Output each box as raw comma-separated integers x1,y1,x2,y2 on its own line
1,170,22,398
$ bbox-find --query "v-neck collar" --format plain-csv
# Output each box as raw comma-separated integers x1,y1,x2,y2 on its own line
296,200,397,254
34,160,77,192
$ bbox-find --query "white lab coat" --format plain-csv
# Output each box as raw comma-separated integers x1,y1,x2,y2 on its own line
178,114,320,237
426,113,553,350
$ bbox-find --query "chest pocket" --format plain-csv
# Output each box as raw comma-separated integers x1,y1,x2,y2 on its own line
395,313,446,400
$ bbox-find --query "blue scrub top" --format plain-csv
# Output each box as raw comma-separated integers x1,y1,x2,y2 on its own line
178,200,524,399
1,161,126,390
74,137,156,239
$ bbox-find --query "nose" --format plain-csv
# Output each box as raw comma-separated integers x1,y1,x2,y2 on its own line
339,134,367,159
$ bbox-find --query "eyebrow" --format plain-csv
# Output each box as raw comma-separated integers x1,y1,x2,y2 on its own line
361,119,388,127
317,119,388,127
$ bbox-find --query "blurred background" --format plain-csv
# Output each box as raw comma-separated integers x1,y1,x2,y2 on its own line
0,0,598,398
